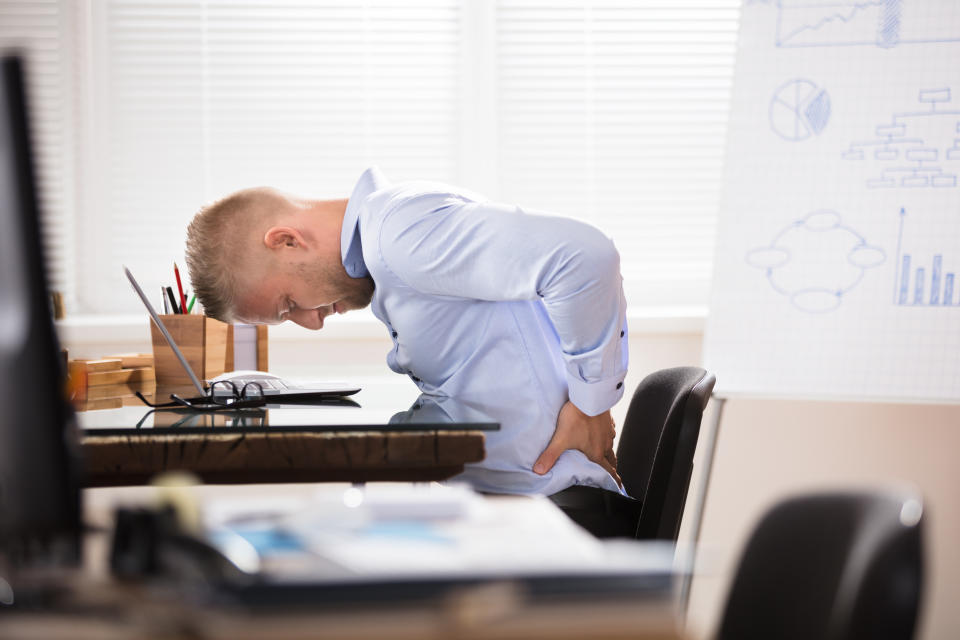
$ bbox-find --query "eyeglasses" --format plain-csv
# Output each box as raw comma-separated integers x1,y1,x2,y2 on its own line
136,380,267,411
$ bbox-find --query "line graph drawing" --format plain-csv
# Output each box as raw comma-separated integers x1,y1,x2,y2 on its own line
775,0,960,49
747,210,886,313
770,79,831,141
843,88,960,188
892,207,960,306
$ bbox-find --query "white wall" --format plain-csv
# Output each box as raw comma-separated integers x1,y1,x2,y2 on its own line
684,397,960,640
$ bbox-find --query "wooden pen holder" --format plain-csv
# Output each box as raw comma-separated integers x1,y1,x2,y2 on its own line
150,315,229,386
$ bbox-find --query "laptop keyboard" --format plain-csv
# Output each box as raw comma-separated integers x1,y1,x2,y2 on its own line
231,377,290,391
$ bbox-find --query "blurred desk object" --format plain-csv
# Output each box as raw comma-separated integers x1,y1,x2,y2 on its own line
77,382,493,487
0,587,683,640
0,486,686,640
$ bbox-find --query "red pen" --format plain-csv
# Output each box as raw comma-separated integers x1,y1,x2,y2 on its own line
173,262,187,314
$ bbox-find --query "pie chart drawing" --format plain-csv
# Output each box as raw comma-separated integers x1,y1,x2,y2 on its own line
769,78,831,141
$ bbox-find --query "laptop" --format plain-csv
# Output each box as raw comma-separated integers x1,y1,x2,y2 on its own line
125,266,360,401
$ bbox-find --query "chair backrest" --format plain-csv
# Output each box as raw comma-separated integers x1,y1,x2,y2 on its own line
616,366,715,540
717,491,924,640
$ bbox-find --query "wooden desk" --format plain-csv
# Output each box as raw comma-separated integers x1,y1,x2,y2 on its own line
82,428,487,486
77,382,493,487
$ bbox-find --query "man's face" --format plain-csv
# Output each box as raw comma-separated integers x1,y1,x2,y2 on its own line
235,257,374,330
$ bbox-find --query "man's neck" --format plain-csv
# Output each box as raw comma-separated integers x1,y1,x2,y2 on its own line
316,198,349,240
297,198,349,258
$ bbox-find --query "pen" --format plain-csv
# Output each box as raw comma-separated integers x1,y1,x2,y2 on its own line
174,262,187,314
162,287,170,314
165,286,181,314
187,293,196,314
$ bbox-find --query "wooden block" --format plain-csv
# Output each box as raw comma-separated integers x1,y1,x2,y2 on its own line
68,359,124,391
86,367,155,387
74,358,122,373
105,353,154,368
74,397,124,412
67,360,89,394
122,393,153,407
79,381,156,401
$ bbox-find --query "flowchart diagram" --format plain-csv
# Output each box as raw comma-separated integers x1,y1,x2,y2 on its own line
842,88,960,189
746,210,886,313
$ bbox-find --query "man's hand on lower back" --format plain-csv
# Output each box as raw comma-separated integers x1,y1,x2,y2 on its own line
533,401,622,487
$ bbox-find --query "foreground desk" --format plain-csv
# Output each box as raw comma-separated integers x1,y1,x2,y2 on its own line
78,383,496,487
0,589,683,640
0,486,686,640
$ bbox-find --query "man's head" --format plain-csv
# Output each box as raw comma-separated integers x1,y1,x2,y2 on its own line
185,187,374,329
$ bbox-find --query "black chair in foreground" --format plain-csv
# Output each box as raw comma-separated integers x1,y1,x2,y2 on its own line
717,491,925,640
618,366,716,540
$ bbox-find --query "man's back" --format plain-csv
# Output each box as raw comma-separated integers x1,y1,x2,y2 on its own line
341,167,627,495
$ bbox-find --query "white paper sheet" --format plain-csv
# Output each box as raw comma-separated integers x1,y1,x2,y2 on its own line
705,0,960,401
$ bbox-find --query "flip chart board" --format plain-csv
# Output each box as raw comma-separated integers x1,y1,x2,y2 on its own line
705,0,960,400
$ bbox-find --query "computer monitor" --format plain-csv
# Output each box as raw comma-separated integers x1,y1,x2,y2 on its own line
0,54,80,560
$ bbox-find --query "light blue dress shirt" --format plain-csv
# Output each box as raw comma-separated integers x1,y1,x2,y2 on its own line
340,167,629,496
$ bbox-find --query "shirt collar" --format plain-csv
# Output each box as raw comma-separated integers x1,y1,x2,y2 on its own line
341,166,389,278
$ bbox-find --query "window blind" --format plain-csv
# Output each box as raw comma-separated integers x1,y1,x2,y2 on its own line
6,0,741,315
0,0,76,310
496,0,741,306
89,0,461,313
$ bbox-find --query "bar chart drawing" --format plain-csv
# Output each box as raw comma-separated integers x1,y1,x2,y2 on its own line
842,88,960,189
893,207,960,306
746,210,885,313
775,0,960,49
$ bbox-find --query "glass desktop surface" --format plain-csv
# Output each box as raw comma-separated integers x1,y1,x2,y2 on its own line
78,381,501,436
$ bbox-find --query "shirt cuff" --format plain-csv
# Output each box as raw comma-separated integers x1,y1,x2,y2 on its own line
567,373,626,417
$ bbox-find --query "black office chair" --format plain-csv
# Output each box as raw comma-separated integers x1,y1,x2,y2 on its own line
617,366,716,540
717,491,925,640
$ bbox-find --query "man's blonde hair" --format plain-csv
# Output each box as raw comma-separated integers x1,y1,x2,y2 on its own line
184,187,286,322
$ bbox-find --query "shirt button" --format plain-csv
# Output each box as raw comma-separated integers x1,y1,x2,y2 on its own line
392,331,398,338
620,330,624,338
616,382,623,389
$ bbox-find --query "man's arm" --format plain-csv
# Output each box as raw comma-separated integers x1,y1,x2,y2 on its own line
379,197,628,476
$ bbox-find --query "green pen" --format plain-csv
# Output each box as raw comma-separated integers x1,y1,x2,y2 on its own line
186,293,196,314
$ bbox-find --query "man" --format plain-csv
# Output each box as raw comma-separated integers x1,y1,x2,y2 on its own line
186,167,639,535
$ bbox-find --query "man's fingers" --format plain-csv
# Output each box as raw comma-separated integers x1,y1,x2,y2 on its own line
599,456,622,488
604,448,622,487
605,447,617,467
534,439,565,475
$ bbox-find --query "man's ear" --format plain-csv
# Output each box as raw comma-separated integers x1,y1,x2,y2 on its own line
263,226,307,251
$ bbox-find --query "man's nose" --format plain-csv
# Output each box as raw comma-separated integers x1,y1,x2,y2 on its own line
288,307,325,330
